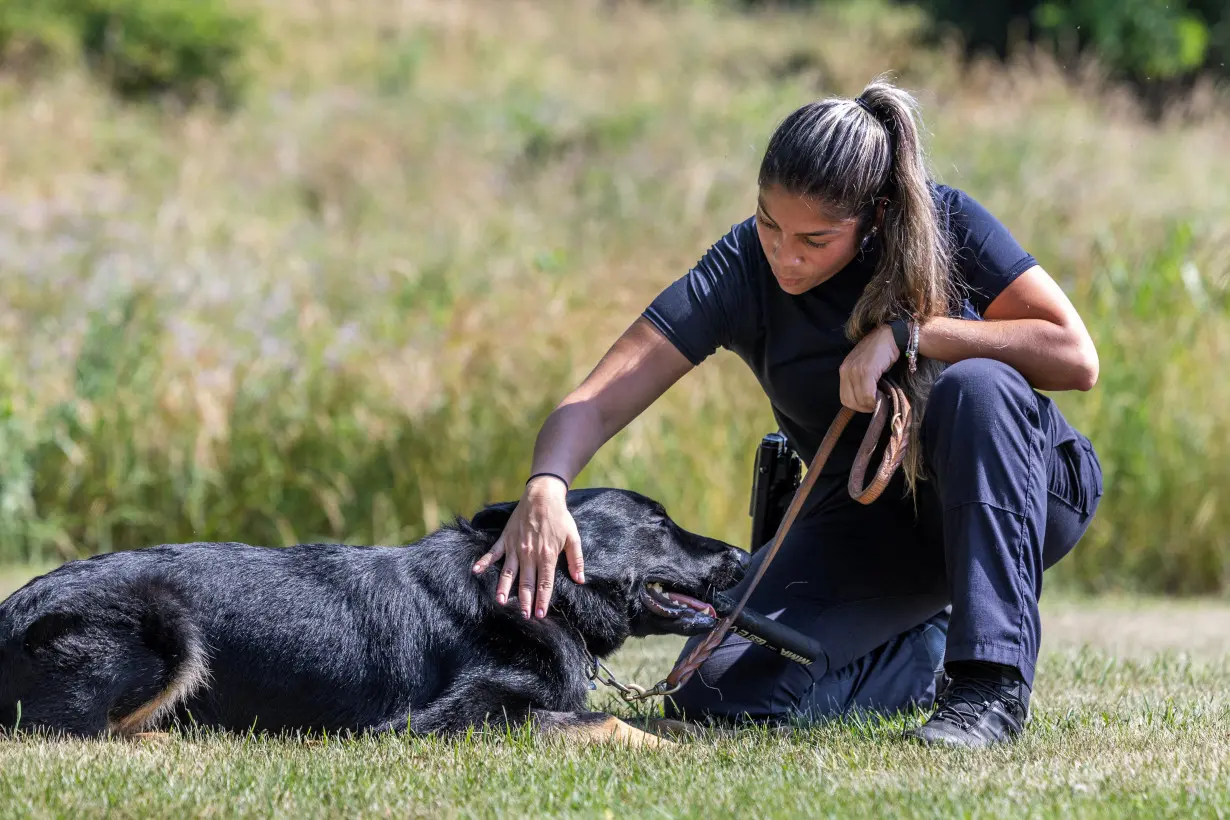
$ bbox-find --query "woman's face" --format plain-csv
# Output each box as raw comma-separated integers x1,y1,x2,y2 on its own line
754,185,865,295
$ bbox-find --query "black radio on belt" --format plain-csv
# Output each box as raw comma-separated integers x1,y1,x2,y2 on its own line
748,431,802,554
738,430,824,668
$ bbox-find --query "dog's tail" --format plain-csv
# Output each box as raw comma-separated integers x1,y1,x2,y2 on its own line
0,577,209,737
105,578,209,735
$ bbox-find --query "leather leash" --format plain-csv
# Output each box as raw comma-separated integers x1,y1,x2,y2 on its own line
619,378,911,702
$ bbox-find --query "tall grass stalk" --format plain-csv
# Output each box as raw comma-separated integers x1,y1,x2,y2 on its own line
0,0,1226,592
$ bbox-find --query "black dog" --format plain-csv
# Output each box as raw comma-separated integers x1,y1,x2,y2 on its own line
0,488,747,746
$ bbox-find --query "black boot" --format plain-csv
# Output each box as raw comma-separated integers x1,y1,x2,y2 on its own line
906,661,1030,748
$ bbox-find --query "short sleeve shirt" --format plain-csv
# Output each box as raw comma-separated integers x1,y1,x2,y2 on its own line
642,183,1038,501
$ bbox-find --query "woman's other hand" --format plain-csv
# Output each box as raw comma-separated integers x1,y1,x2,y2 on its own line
839,324,901,412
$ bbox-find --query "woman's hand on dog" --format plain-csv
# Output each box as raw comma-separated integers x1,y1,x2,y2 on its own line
471,477,585,619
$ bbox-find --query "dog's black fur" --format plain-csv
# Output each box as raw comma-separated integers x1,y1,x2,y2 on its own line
0,488,746,741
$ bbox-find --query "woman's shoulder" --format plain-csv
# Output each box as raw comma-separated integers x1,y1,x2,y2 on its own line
929,182,998,230
930,182,1031,251
640,214,767,365
720,214,763,258
696,214,768,284
928,181,1037,307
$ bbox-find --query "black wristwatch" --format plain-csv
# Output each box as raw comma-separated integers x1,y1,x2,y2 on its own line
889,318,910,353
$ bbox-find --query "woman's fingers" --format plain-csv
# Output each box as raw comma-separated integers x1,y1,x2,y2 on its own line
517,559,538,620
858,373,878,412
533,549,559,619
839,366,855,411
563,529,585,585
840,361,879,413
472,537,505,575
840,365,869,412
468,496,585,619
496,549,519,606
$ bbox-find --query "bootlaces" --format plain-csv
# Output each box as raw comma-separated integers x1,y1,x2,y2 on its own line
932,676,1022,730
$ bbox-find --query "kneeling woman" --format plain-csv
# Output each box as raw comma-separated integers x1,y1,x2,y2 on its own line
473,76,1104,748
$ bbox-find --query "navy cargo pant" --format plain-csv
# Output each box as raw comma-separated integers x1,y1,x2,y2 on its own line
664,358,1104,724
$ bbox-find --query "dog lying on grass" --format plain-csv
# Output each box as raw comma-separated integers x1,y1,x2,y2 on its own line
0,488,747,747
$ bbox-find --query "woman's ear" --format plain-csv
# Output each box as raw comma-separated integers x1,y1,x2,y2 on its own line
859,199,890,254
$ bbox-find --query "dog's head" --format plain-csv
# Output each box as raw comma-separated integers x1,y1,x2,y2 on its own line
470,488,749,639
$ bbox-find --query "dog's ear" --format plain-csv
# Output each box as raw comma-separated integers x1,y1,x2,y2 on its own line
23,612,84,654
469,501,519,534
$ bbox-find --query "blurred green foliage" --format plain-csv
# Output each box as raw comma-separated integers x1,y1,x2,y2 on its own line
0,0,256,105
915,0,1229,86
729,0,1228,89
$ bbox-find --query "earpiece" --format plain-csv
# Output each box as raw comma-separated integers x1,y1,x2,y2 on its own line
860,227,878,253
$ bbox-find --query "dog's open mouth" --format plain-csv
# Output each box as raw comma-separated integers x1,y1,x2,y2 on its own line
640,582,717,620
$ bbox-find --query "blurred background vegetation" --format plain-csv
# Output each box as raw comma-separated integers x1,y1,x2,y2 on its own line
0,0,1226,594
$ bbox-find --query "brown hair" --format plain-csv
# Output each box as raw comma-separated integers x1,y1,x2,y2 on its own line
757,74,955,493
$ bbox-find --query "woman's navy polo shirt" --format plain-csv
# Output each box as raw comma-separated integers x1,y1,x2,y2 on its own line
642,184,1046,500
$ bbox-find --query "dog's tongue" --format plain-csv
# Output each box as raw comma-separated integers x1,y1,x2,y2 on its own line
665,591,717,619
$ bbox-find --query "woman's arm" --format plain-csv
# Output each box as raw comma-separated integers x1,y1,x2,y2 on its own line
472,316,695,619
522,316,696,489
920,264,1099,392
840,264,1098,412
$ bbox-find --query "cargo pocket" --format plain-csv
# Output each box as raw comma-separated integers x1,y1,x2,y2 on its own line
1047,434,1103,517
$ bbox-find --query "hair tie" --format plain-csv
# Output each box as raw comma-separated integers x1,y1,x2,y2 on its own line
857,96,897,162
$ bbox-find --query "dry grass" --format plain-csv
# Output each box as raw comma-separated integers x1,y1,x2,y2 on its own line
0,0,1227,587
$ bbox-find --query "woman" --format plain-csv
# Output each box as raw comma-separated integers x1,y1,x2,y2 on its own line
471,76,1104,748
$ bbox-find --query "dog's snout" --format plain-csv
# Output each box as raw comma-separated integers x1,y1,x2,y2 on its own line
707,545,750,591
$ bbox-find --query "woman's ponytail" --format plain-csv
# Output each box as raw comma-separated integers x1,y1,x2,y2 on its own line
757,73,956,495
847,76,955,494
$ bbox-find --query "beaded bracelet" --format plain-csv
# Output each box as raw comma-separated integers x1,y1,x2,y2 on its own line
905,318,920,374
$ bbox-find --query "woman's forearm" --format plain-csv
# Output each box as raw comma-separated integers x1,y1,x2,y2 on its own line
918,316,1099,392
524,317,696,490
526,401,611,489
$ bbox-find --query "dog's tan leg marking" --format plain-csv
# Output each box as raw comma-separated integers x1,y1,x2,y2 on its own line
551,714,677,748
109,646,209,737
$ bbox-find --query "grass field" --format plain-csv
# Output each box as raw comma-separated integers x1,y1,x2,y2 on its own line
0,0,1227,593
0,567,1227,818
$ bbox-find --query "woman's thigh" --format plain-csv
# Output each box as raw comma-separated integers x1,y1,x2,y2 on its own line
795,608,949,722
666,485,950,723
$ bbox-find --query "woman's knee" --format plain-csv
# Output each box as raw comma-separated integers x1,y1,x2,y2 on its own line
795,609,949,722
662,635,812,725
922,359,1035,447
928,359,1030,414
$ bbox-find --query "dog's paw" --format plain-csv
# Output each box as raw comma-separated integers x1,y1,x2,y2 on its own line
622,721,679,748
538,713,679,748
639,717,738,741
